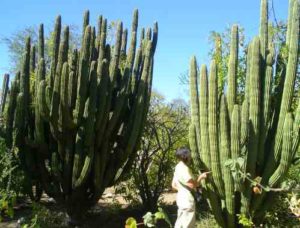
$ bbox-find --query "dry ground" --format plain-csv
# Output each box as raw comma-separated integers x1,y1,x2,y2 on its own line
0,188,178,228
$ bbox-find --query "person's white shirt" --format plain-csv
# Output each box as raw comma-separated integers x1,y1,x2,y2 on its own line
172,161,195,210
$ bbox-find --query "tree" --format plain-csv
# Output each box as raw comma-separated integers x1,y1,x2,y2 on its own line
131,92,189,211
179,25,247,103
1,24,80,73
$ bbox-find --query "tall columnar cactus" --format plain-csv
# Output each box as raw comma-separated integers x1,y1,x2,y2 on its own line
1,10,157,223
189,0,299,226
1,74,9,114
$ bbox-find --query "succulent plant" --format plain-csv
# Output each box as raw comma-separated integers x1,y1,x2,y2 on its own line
189,0,299,226
1,9,158,223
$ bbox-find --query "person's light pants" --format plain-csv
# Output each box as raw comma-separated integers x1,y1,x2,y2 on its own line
174,207,196,228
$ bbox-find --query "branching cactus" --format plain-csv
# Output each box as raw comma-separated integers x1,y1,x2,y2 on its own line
189,0,299,226
1,10,158,223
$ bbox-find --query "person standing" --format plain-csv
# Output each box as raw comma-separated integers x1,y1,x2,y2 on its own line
172,147,210,228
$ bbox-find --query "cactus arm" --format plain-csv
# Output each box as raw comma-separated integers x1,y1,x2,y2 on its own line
151,22,158,54
73,61,97,188
121,29,128,54
1,74,9,113
35,59,46,145
13,93,25,147
257,44,275,168
231,105,242,192
125,42,153,153
273,0,299,161
68,49,78,111
286,0,296,48
38,24,44,60
131,47,143,94
30,46,36,73
209,60,224,197
96,15,103,51
189,56,202,167
241,99,249,150
227,25,238,116
82,10,90,43
105,15,138,137
220,95,235,227
20,37,31,118
73,26,92,124
246,37,261,178
268,113,293,187
189,124,202,170
259,0,268,59
292,98,300,158
199,64,211,170
5,76,18,148
38,81,50,120
50,16,61,87
244,42,252,100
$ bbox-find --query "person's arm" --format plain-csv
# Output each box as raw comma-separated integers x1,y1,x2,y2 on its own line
172,176,178,191
186,179,197,190
196,171,211,184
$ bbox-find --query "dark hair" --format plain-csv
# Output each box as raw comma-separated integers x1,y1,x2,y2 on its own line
175,147,191,163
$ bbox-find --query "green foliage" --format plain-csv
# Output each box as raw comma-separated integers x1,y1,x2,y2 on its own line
143,207,172,228
0,190,16,221
195,213,218,228
1,25,80,72
262,192,300,227
125,217,137,228
237,214,254,227
125,207,172,228
20,203,67,228
114,180,140,206
1,27,38,72
129,92,189,211
208,25,246,100
0,138,25,221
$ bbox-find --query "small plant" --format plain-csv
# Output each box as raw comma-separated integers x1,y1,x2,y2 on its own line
125,207,172,228
0,139,24,221
0,190,16,221
20,203,67,228
237,214,254,228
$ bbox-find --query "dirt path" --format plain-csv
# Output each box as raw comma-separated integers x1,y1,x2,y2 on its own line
0,188,178,228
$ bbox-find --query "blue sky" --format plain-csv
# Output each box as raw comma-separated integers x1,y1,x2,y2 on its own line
0,0,289,100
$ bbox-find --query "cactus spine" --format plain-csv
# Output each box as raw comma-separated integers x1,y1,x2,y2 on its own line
189,0,299,226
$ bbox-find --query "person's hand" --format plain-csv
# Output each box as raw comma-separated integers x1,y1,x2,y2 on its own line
197,171,211,182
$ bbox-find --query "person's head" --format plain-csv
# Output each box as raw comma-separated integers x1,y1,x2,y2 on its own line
175,147,191,164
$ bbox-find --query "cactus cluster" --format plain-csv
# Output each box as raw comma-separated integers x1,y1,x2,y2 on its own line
1,9,157,221
189,0,299,226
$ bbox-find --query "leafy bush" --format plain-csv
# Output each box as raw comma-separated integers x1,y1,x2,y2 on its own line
128,93,189,211
0,138,25,221
0,190,16,221
262,164,300,227
125,207,172,228
20,203,67,228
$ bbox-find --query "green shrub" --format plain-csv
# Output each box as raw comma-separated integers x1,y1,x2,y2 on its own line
20,203,67,228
